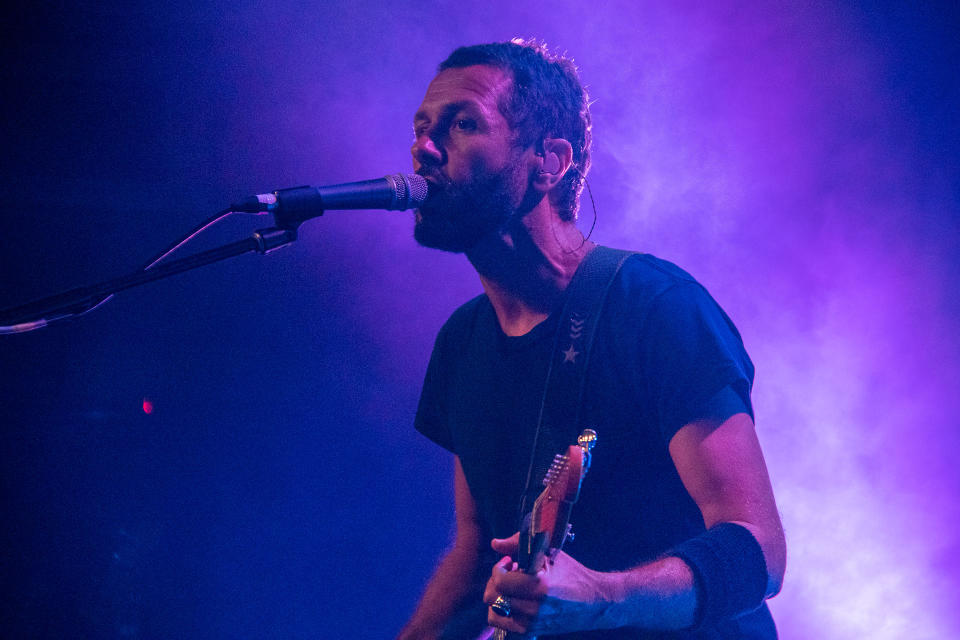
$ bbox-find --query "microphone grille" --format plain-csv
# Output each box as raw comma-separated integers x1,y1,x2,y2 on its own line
387,173,429,210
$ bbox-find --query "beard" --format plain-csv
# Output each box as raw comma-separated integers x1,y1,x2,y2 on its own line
414,158,529,254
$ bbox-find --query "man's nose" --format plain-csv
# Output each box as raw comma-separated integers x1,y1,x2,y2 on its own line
411,134,443,168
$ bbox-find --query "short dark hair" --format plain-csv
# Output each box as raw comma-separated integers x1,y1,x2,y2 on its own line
438,39,592,222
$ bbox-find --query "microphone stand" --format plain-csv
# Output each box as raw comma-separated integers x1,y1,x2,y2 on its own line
0,225,298,332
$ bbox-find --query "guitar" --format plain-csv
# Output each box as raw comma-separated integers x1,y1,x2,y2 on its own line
479,428,598,640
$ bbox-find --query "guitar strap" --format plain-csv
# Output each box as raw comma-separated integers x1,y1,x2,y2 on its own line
441,247,636,640
517,245,636,522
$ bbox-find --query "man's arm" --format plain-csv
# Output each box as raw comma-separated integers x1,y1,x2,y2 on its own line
668,411,786,598
397,457,483,640
483,412,786,635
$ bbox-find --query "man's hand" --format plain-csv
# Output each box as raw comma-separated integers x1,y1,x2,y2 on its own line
482,533,611,635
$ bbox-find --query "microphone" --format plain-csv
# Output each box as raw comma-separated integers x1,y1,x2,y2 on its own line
230,173,429,228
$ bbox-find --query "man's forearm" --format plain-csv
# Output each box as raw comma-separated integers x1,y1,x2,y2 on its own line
532,554,698,634
397,543,480,640
591,556,698,630
564,523,773,633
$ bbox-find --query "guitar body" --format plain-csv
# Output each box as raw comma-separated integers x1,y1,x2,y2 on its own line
482,429,598,640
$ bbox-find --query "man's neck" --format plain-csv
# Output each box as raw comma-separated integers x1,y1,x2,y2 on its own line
467,207,594,337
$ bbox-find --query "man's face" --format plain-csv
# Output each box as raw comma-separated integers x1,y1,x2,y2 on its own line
411,65,531,253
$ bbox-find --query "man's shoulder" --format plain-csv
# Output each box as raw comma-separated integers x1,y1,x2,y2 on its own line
604,249,701,302
622,251,697,283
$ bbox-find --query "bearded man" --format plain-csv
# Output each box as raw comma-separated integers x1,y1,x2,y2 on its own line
398,40,785,640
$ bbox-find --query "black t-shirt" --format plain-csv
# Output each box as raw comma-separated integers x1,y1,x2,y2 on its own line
415,252,775,639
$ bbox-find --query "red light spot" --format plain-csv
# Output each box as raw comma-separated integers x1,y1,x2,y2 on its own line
142,398,154,414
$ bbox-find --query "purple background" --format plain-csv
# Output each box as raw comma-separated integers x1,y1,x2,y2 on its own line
1,2,957,638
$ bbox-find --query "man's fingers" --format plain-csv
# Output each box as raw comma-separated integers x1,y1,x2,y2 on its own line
483,545,546,633
495,570,548,600
484,573,543,602
482,588,541,615
485,556,547,600
487,608,529,635
491,532,521,555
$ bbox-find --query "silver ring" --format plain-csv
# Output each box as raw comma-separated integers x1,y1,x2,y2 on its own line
491,595,512,618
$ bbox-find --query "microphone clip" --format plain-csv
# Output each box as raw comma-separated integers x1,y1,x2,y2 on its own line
269,186,322,230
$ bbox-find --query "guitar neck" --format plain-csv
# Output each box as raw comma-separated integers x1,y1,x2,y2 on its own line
518,530,549,575
486,430,598,640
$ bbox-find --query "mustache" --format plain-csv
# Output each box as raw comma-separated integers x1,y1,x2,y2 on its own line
416,169,453,190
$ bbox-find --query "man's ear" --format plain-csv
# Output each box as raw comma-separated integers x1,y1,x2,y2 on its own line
533,138,574,191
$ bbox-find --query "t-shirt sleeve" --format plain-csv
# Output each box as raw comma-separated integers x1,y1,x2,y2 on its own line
639,281,755,444
415,325,457,454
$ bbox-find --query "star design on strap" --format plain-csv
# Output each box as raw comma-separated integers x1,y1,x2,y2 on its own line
562,344,580,363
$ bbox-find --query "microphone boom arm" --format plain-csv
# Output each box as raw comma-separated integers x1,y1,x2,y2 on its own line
0,226,297,333
1,173,427,333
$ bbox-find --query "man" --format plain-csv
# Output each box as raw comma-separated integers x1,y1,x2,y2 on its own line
399,40,785,639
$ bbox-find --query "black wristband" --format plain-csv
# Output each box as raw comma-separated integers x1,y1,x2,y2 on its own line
668,522,768,629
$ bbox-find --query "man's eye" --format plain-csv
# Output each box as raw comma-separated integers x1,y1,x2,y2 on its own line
453,119,476,131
